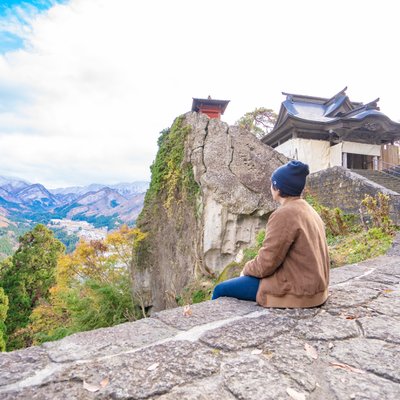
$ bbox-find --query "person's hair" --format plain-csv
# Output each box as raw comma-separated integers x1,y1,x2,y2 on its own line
272,183,291,198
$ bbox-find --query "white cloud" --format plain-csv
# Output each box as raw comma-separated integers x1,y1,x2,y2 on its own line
0,0,400,188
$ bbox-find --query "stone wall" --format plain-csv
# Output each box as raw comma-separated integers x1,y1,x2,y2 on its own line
307,166,400,224
1,251,399,399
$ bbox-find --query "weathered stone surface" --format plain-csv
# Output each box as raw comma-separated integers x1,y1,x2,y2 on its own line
0,346,49,386
42,318,178,362
367,287,400,316
367,258,400,276
328,263,374,285
157,377,236,400
1,254,400,399
222,356,304,400
359,314,400,344
326,368,400,400
259,334,319,392
330,338,400,383
153,296,258,331
199,311,297,351
322,285,380,310
53,341,220,400
293,311,360,341
0,382,91,400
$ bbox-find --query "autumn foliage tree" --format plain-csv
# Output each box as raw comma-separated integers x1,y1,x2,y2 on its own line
29,225,147,345
236,107,278,139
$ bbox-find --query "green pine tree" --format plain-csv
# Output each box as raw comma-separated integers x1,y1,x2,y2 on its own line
0,224,65,350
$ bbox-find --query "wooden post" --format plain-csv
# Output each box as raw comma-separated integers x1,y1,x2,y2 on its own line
342,152,347,168
373,156,378,170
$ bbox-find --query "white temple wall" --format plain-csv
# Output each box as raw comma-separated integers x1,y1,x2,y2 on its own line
275,138,330,173
275,139,383,172
329,143,342,167
341,141,381,156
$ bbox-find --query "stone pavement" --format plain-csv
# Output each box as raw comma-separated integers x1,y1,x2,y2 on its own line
1,253,399,399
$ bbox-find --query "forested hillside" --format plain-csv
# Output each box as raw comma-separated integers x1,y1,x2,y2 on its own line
0,224,147,351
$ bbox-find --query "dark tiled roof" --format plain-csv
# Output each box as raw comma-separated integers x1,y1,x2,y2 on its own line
279,88,382,124
263,88,400,145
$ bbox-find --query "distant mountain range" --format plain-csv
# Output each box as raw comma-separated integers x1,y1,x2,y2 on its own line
0,175,149,258
0,176,149,228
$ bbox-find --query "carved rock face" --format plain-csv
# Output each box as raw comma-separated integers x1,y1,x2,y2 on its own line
185,112,287,273
134,112,288,311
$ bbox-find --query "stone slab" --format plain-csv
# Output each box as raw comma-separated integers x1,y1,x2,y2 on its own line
157,377,236,400
293,311,360,341
42,317,178,362
153,297,258,330
325,368,400,400
330,338,400,383
222,356,308,400
367,285,400,316
329,264,375,286
199,311,298,351
258,334,319,392
359,314,400,344
0,346,49,387
322,286,380,310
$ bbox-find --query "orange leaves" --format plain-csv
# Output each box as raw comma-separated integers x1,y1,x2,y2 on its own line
83,377,110,392
329,362,365,374
183,305,193,317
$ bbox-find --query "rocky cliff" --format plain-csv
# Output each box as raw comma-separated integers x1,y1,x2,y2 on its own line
134,112,287,311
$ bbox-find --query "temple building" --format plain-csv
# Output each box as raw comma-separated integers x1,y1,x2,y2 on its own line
262,88,400,173
191,96,230,120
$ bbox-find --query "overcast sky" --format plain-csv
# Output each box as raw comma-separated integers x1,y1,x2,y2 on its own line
1,0,399,188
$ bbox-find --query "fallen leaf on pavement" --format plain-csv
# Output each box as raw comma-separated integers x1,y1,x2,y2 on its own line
251,349,263,355
147,362,159,371
304,343,318,360
287,387,307,400
83,381,101,392
183,305,193,317
100,378,109,388
329,362,365,374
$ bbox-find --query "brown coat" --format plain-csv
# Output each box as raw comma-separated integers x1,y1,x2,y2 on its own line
242,199,329,308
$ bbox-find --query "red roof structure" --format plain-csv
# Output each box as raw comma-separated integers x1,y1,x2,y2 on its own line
191,96,230,119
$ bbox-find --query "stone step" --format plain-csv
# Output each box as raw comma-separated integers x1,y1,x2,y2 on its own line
384,165,400,179
351,169,400,194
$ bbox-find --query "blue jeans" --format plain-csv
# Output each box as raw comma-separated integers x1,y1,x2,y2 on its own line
212,276,260,301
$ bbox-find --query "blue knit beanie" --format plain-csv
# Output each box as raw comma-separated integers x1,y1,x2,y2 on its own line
271,161,310,196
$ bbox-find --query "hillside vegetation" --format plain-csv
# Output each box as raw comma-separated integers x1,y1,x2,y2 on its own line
0,224,147,351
